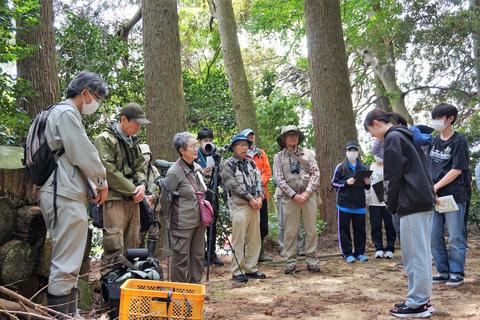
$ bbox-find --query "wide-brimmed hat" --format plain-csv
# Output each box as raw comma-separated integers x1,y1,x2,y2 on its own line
119,103,151,125
276,125,305,149
229,134,253,151
240,128,255,138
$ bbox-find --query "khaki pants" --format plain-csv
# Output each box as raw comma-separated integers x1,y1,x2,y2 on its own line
230,204,261,276
101,200,140,267
39,192,88,296
170,226,206,283
283,195,318,266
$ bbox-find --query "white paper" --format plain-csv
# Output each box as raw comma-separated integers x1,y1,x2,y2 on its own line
435,195,459,213
206,156,215,168
87,178,98,199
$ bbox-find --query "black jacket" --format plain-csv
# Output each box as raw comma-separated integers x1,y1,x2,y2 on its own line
384,125,435,216
331,159,370,209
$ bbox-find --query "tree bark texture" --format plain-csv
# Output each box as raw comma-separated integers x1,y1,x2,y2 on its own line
357,49,413,123
305,0,358,231
0,168,36,206
213,0,260,137
16,0,60,118
0,198,15,247
143,0,187,161
0,240,35,285
374,75,392,112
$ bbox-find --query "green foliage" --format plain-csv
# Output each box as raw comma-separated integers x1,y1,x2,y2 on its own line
184,67,236,144
0,0,40,145
56,11,144,137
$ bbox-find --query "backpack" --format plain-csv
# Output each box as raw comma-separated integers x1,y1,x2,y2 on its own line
24,103,66,227
24,104,65,186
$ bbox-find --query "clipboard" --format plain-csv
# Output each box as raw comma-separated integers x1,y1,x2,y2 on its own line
372,181,384,203
353,169,373,185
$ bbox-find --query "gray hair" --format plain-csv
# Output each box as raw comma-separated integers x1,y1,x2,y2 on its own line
172,132,196,154
66,71,108,98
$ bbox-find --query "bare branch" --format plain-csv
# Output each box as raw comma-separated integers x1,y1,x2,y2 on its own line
115,6,142,42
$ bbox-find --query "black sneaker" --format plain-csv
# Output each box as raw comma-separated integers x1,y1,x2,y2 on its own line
446,275,464,287
390,303,431,318
432,274,449,284
395,300,434,313
232,274,248,283
245,271,267,279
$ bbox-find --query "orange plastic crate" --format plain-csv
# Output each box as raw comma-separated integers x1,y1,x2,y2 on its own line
119,279,205,319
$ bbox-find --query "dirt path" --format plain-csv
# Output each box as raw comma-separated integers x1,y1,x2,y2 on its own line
204,231,480,319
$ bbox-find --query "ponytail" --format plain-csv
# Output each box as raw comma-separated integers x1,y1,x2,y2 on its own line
364,109,407,130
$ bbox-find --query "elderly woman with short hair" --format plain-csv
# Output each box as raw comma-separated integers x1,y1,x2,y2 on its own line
162,132,207,283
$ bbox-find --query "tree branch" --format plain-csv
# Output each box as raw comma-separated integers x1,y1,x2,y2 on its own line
115,6,142,42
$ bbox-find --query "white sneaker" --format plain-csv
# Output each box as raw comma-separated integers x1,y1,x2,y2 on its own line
375,250,384,258
384,251,394,259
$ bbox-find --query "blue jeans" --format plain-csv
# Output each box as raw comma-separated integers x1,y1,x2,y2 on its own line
400,211,433,308
431,202,467,277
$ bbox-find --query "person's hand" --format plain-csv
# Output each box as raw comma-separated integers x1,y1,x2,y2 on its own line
249,198,259,209
300,191,311,200
255,197,263,209
146,195,155,208
347,178,355,185
364,177,371,185
92,182,108,205
202,167,213,177
293,194,306,204
433,184,439,195
133,184,146,203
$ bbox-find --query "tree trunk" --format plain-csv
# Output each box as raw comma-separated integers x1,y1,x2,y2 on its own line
15,0,60,118
357,49,413,123
0,168,36,206
305,0,358,232
470,0,480,104
374,75,392,111
14,206,46,249
0,198,16,247
143,0,187,161
212,0,260,137
0,240,35,285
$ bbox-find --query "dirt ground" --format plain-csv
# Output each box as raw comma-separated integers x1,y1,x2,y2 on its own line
203,229,480,320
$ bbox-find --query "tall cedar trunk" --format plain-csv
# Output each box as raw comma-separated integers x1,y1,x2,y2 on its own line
470,0,480,103
213,0,260,137
16,0,59,118
305,0,358,232
143,0,187,161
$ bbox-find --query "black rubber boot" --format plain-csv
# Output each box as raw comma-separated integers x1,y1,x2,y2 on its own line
69,287,82,318
47,292,72,319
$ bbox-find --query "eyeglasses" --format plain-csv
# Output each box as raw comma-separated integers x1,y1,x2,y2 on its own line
89,91,102,102
186,144,199,151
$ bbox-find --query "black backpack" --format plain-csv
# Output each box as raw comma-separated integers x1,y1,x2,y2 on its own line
24,104,65,186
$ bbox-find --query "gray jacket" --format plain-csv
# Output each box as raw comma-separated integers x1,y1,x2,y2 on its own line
163,158,206,230
40,100,107,203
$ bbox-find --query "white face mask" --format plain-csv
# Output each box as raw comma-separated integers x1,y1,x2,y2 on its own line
431,119,446,132
81,91,100,115
374,155,383,163
346,151,359,161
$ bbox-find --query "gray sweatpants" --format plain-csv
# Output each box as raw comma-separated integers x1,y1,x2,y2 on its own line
39,192,88,296
400,211,433,308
